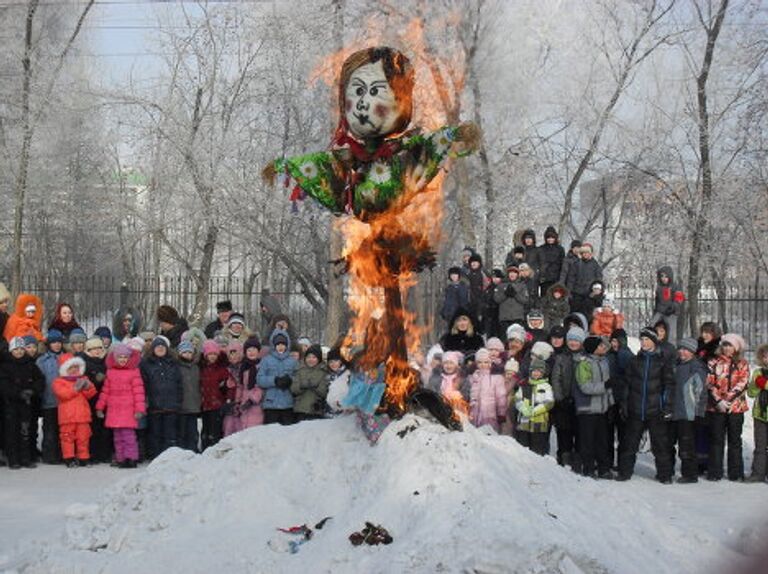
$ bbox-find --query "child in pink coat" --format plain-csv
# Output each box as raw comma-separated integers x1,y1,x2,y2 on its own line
95,343,146,468
237,337,264,429
469,348,508,432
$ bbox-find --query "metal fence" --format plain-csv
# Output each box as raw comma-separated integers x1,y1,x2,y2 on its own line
14,274,768,353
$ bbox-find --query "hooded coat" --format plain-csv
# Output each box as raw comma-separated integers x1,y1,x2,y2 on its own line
95,350,146,429
36,349,64,408
574,354,613,415
199,351,229,412
53,357,97,424
493,277,530,323
571,257,603,297
257,329,299,410
536,227,565,284
469,369,507,431
541,283,570,329
3,294,44,341
260,295,284,341
291,362,330,416
139,353,183,413
113,307,142,341
625,348,674,421
653,266,685,317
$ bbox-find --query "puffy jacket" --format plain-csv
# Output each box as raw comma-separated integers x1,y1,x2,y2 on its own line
3,293,44,341
559,252,580,291
291,364,330,416
440,282,470,322
53,357,97,424
608,345,633,410
514,377,554,432
672,358,708,421
706,355,749,414
748,366,768,422
469,370,507,431
541,284,570,329
36,350,64,408
625,349,674,421
140,355,183,412
536,242,564,284
551,349,581,402
0,354,45,403
574,354,613,415
427,371,470,404
590,308,624,336
96,350,146,429
653,266,684,316
571,258,603,296
177,357,201,414
237,362,264,428
493,279,529,322
257,329,298,410
199,352,228,412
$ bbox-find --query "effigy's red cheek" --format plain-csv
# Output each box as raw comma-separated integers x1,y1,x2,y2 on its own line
374,104,389,118
345,99,353,111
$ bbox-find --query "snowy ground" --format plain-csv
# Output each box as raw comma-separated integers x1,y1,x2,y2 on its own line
1,414,766,574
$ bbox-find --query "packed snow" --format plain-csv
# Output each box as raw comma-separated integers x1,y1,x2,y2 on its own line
2,414,766,574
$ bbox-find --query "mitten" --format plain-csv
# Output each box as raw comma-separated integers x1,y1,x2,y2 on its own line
96,410,105,419
504,284,515,298
134,412,144,420
716,400,730,413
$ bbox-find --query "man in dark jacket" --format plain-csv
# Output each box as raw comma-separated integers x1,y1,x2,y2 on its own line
607,328,633,469
482,269,504,339
440,267,470,326
617,327,675,483
569,243,603,316
493,266,529,337
651,266,684,343
537,226,565,298
520,229,540,273
670,338,708,483
156,305,189,350
550,326,585,470
466,253,489,329
559,239,582,291
204,300,233,339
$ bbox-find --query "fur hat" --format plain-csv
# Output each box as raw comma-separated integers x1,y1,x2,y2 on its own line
94,326,112,340
243,336,261,353
531,341,554,361
448,266,461,278
583,336,605,355
442,350,464,366
610,328,628,342
475,348,491,362
202,340,220,356
549,325,567,340
8,337,25,352
216,300,233,313
566,326,586,344
720,333,745,354
491,268,504,279
468,253,483,265
46,329,64,344
59,355,86,376
677,337,698,354
127,337,145,352
485,337,505,352
84,337,105,352
151,336,170,351
504,358,520,373
156,305,180,324
570,239,582,249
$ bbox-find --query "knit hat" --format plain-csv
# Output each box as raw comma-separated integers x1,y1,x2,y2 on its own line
485,337,505,351
177,340,195,355
468,253,483,265
583,335,605,355
610,328,627,342
491,268,504,279
297,336,312,347
8,337,25,352
156,305,180,324
602,295,615,308
448,266,461,278
639,327,660,345
216,300,233,312
513,246,525,256
570,239,582,249
442,351,464,366
720,333,745,354
272,332,289,346
531,341,554,361
544,225,558,240
549,325,567,340
506,264,520,274
127,337,145,352
475,348,491,362
530,358,549,377
202,340,220,356
112,343,132,358
527,309,544,322
23,335,38,346
46,329,64,344
68,328,87,344
677,337,698,354
305,344,323,362
327,347,344,363
506,323,527,343
566,326,586,344
505,358,520,373
243,336,261,353
151,336,170,351
84,337,105,352
94,326,112,340
226,313,246,327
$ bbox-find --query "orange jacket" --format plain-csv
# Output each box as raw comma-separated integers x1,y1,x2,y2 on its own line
590,308,624,337
3,293,44,341
53,366,97,424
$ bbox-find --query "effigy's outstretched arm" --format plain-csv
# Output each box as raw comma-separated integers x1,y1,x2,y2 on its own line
262,150,345,213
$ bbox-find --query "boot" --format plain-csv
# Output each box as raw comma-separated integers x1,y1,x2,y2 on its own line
745,474,766,483
64,458,78,468
677,475,698,484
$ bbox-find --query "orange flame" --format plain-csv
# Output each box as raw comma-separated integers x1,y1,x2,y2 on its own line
312,15,468,417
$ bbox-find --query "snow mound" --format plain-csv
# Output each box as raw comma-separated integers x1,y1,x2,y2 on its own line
15,416,729,573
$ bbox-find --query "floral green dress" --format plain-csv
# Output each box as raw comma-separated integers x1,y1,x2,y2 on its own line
272,126,462,218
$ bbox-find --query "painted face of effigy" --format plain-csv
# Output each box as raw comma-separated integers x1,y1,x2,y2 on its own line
344,61,399,140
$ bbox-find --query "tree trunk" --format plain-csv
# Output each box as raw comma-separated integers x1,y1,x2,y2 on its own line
686,0,729,335
188,224,219,327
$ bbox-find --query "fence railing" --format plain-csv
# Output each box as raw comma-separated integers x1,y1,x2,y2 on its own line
14,274,768,353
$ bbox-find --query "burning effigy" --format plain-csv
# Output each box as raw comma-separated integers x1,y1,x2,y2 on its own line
265,47,478,438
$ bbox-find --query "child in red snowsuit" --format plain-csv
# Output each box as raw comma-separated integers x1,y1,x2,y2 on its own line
53,355,96,466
